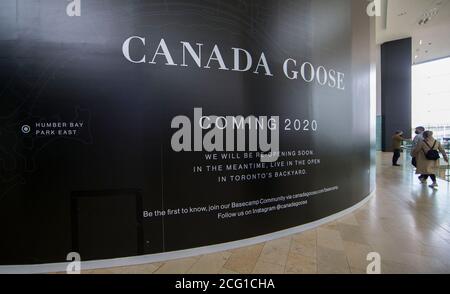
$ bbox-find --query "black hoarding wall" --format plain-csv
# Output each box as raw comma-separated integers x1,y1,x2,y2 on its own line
0,0,374,265
381,38,412,152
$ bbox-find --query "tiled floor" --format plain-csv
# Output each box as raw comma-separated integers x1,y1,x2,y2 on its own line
81,152,450,274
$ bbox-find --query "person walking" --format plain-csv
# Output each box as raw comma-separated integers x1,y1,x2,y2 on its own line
412,131,449,189
411,126,425,167
392,131,405,166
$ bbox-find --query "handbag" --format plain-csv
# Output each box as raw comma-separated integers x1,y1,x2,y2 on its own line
423,140,440,161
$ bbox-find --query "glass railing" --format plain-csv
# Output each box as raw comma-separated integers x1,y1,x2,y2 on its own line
443,139,450,182
421,125,450,142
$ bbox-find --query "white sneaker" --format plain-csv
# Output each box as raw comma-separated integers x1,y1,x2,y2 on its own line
429,183,439,190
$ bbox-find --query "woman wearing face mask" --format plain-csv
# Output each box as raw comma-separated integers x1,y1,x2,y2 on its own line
413,131,449,189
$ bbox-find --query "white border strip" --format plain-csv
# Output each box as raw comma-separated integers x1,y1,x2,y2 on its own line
0,190,375,274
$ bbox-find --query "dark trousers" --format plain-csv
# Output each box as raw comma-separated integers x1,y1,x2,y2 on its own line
392,149,401,165
421,174,437,182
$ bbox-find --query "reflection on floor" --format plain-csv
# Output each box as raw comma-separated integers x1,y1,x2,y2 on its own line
437,167,450,182
81,152,450,274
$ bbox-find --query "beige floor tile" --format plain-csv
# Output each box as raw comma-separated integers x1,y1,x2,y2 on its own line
381,260,419,274
317,262,350,274
83,265,164,275
284,252,317,274
252,260,285,274
290,230,317,258
368,237,423,259
322,221,340,231
399,252,448,274
187,252,232,274
317,228,345,251
343,241,373,271
338,223,370,245
81,268,112,274
258,237,291,266
154,257,198,274
290,238,317,258
418,243,450,264
222,244,263,274
317,246,349,269
350,267,367,274
418,233,450,250
118,263,162,274
292,229,316,243
218,268,240,274
337,214,359,226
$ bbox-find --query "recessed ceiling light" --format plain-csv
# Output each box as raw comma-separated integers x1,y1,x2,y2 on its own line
418,7,440,25
419,40,423,45
415,55,419,59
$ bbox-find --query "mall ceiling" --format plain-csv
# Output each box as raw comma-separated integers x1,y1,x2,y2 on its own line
376,0,450,64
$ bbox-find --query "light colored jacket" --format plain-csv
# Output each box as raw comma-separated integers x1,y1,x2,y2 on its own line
412,138,448,175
